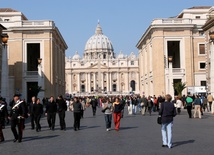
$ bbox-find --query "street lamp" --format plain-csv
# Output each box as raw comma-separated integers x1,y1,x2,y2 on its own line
1,33,9,102
168,56,174,98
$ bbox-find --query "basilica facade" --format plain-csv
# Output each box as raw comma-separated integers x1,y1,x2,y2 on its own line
65,23,139,96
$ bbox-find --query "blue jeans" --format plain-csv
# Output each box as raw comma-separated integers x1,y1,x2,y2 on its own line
161,122,173,148
104,114,112,129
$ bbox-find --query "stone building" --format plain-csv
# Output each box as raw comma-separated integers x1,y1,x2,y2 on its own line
0,8,67,102
136,6,212,97
65,23,139,96
202,7,214,95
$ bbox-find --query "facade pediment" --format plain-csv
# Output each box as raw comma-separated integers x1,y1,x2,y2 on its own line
86,63,108,69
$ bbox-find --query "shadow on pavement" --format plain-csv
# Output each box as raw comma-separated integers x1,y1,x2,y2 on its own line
119,126,138,130
22,135,59,142
173,140,195,147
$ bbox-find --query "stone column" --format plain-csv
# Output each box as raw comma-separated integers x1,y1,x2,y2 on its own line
109,72,112,92
94,73,96,90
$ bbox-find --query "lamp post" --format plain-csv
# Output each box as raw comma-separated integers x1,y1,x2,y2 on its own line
1,33,9,102
37,58,43,99
168,56,174,98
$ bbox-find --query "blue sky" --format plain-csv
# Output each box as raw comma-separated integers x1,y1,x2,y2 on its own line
1,0,214,57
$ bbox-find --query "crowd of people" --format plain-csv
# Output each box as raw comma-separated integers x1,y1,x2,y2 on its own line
0,92,213,148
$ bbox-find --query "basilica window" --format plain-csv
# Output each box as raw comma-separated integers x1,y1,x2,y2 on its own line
131,61,134,65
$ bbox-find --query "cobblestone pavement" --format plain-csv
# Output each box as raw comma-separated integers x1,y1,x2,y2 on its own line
1,107,214,155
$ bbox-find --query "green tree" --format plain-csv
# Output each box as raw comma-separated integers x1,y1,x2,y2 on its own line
173,82,186,97
30,85,44,97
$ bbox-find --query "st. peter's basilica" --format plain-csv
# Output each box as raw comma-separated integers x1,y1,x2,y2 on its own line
65,23,139,96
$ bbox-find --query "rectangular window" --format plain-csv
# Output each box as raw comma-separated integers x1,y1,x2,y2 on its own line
199,62,206,69
195,16,201,19
4,19,9,21
131,61,134,65
27,43,40,71
199,44,205,55
201,81,206,86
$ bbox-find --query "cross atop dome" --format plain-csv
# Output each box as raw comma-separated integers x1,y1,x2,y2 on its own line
95,21,103,35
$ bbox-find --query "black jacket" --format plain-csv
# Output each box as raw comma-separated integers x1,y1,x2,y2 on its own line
33,103,43,116
56,99,67,112
45,101,57,113
9,100,26,120
159,102,176,124
73,101,82,113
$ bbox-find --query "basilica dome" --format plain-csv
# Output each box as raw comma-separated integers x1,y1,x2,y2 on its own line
84,23,115,59
72,51,81,60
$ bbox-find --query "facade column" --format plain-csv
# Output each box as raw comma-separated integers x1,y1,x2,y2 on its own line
94,73,96,90
101,72,104,91
117,72,120,92
106,72,109,92
109,72,112,92
85,73,88,93
77,73,80,93
88,73,91,93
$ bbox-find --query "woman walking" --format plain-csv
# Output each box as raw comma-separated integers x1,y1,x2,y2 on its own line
102,98,113,131
113,97,122,131
159,94,177,149
33,98,43,132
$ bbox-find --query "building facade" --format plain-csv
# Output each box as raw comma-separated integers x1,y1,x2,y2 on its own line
136,6,212,97
202,7,214,95
65,23,139,96
0,8,67,102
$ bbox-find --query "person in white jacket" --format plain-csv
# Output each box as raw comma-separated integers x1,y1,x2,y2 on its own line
176,96,183,115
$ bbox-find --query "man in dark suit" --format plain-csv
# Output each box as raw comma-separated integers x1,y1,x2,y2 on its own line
28,96,36,130
45,96,57,131
56,95,67,130
90,96,98,116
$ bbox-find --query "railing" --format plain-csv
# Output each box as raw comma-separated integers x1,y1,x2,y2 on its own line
26,71,38,76
165,68,185,74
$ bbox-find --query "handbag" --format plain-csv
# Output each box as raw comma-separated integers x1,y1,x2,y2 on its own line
101,107,108,113
157,116,162,125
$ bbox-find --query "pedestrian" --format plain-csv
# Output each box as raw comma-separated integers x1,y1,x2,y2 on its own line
45,96,57,131
203,96,209,112
9,94,26,143
56,95,67,130
147,96,153,116
0,97,9,129
207,93,213,112
159,94,177,149
119,95,126,118
127,96,133,115
28,96,36,130
0,97,7,142
186,95,193,118
90,96,98,116
140,95,148,116
102,98,112,131
113,97,123,131
193,95,202,119
72,97,82,131
176,96,183,115
33,98,43,132
79,98,86,118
